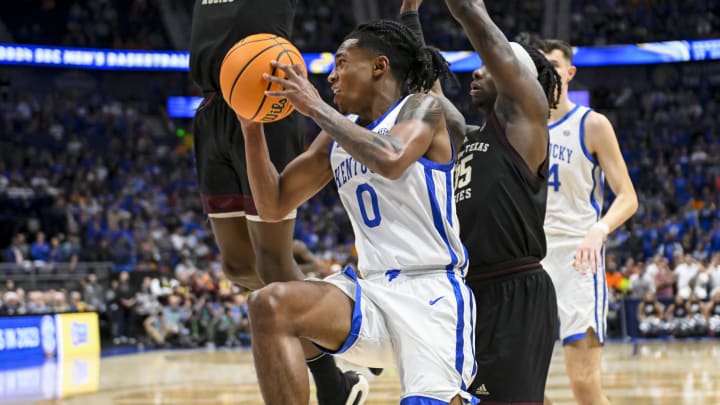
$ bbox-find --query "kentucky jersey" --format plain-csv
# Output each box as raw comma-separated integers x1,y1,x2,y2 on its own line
329,96,468,278
544,104,604,238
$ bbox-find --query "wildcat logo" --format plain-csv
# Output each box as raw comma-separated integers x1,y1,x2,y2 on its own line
261,98,289,122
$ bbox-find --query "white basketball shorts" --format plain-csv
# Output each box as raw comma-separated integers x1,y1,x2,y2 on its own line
541,237,608,344
319,267,478,404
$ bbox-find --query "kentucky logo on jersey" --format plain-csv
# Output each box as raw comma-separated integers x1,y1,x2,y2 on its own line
332,152,374,189
549,142,574,164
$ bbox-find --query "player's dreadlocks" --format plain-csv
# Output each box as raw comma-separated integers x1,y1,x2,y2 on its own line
515,33,563,112
344,20,452,94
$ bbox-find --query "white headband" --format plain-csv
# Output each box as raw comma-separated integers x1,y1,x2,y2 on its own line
509,42,538,77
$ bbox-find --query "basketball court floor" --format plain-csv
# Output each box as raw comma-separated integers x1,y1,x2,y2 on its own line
5,340,719,404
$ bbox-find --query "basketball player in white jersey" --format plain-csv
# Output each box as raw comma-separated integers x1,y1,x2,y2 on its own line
539,39,638,405
239,20,477,405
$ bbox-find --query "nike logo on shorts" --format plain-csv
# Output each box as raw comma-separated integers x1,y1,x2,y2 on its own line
429,296,445,306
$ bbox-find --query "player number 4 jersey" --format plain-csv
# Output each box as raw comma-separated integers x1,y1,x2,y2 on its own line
544,104,605,238
329,96,468,278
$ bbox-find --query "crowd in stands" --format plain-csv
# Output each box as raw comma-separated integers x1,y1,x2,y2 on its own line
4,0,171,50
0,269,254,348
605,252,720,337
3,1,718,51
571,0,720,46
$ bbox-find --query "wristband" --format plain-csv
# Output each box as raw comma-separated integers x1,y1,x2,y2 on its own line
592,221,610,236
400,11,426,46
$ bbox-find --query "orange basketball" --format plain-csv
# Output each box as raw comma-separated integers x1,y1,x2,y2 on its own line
219,33,306,123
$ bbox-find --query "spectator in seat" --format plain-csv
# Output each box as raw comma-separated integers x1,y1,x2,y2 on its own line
675,254,699,298
665,295,691,337
144,310,172,347
705,290,720,336
709,254,720,292
0,291,24,316
162,294,185,341
52,290,70,313
83,272,106,312
5,233,28,272
183,309,207,347
686,292,708,336
629,261,655,298
654,260,676,299
30,232,51,263
208,305,238,348
27,291,49,314
69,291,91,312
637,291,665,337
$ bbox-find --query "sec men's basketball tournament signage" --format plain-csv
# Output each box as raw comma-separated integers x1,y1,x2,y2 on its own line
0,38,719,72
0,313,100,363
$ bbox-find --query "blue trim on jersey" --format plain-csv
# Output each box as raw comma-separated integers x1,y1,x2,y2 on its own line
593,271,599,343
418,156,454,172
548,104,581,130
562,332,587,346
366,97,405,130
601,246,607,342
578,109,596,164
445,171,454,226
315,266,362,355
590,163,601,220
424,167,459,269
447,271,467,391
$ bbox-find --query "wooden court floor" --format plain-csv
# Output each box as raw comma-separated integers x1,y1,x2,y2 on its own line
17,341,720,404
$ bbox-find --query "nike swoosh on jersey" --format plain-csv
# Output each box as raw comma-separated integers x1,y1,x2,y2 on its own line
429,296,445,306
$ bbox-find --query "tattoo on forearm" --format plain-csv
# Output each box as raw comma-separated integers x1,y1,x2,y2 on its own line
309,103,401,168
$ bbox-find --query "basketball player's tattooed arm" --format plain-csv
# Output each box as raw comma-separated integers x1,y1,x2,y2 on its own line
264,62,446,180
308,93,446,179
444,0,548,170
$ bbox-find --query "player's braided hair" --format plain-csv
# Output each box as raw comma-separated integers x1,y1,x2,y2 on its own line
345,20,451,93
518,41,562,112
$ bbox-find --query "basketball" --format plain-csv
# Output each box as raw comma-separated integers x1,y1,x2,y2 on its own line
219,33,306,123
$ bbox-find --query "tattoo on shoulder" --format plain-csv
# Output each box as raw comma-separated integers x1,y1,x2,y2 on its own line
397,94,444,128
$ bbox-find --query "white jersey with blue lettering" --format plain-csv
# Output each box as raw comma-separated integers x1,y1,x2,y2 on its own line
329,95,468,279
541,104,608,344
544,104,604,239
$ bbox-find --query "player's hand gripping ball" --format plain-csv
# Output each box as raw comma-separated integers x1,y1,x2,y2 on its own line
219,33,307,123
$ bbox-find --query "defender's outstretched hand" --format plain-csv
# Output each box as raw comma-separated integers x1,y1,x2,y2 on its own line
263,61,321,117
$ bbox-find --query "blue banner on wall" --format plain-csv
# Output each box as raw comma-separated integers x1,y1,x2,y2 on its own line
0,39,719,73
167,96,204,118
0,315,57,364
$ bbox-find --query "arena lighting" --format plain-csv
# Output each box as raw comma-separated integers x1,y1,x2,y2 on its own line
0,39,718,72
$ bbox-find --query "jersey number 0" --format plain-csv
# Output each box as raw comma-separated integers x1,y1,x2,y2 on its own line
356,183,381,228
